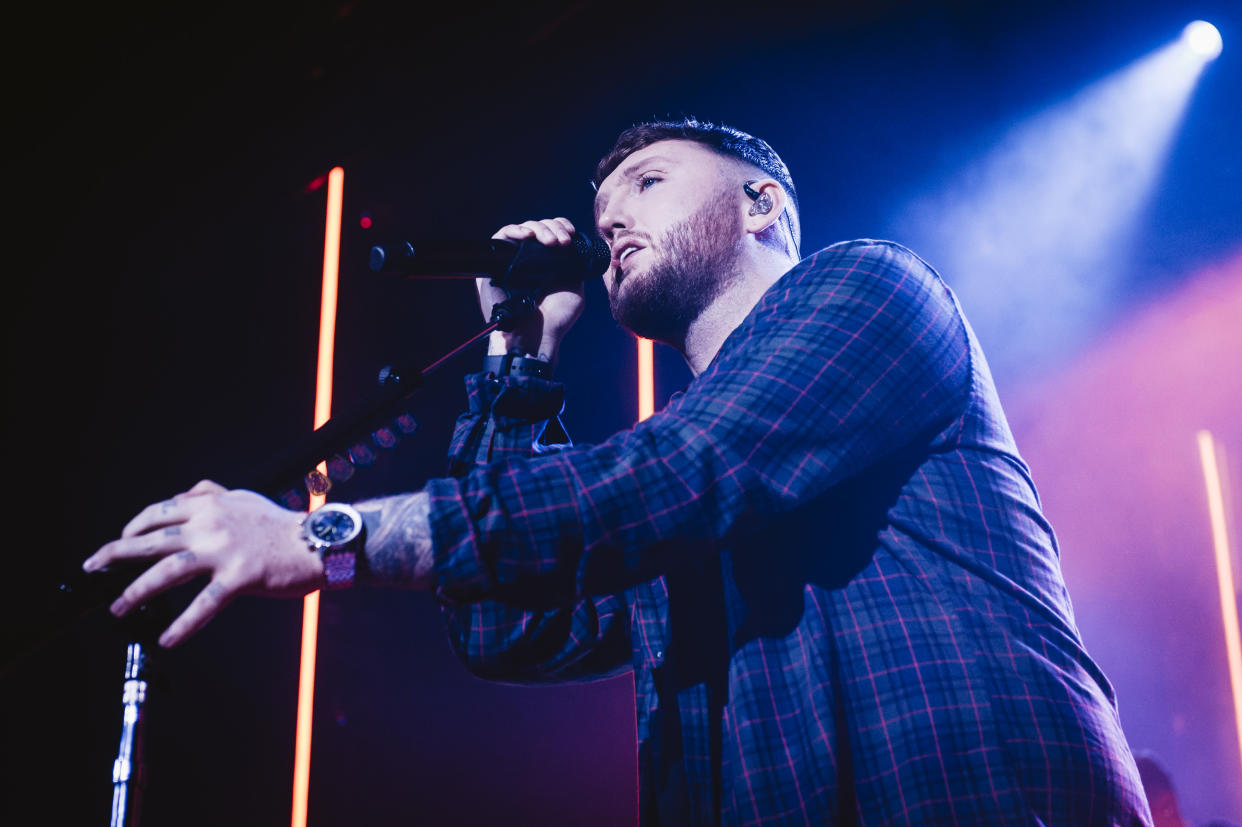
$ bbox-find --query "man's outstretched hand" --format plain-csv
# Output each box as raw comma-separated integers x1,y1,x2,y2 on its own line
77,225,591,650
83,480,324,648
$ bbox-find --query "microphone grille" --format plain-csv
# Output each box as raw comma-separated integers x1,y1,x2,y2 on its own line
572,232,611,277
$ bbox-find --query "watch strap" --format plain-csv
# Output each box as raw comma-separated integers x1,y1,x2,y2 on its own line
321,547,358,590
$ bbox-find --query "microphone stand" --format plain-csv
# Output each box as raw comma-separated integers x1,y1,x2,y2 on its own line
110,641,148,827
247,291,536,507
105,600,172,827
42,292,540,826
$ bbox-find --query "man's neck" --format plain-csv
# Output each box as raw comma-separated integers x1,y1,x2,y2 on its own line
681,251,794,375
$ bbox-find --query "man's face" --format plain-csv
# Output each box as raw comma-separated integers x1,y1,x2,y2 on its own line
593,140,746,344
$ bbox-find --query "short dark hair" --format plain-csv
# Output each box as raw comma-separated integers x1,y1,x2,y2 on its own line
593,117,801,254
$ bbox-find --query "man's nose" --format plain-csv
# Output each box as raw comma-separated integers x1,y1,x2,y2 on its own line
597,199,631,243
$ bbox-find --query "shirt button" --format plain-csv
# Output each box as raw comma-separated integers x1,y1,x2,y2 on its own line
654,650,663,660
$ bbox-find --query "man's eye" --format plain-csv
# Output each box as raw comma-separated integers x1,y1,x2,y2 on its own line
639,176,660,190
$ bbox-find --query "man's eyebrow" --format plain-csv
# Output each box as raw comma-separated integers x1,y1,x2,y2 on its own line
618,155,675,178
593,155,677,216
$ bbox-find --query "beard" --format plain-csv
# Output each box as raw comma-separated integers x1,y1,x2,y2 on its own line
608,188,743,346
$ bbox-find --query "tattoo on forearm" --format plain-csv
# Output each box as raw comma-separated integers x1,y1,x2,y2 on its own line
354,491,432,586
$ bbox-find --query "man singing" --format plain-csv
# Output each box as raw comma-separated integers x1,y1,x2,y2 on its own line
86,118,1152,825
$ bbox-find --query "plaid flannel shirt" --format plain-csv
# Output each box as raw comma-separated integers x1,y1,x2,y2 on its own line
426,240,1151,826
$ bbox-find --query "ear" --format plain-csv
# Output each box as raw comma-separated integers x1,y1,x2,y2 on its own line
741,178,788,238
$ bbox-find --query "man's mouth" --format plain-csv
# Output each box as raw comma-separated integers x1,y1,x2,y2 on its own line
610,242,644,270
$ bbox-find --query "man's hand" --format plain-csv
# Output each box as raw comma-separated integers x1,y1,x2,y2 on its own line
83,480,324,648
482,217,587,362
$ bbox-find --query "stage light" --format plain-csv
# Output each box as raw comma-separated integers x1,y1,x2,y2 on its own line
292,164,345,827
1197,431,1242,777
1183,20,1223,60
637,338,654,421
892,31,1213,379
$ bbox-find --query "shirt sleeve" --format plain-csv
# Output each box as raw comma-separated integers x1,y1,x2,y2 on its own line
437,370,631,683
426,240,972,610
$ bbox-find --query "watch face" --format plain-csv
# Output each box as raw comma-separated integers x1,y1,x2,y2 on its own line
308,504,361,546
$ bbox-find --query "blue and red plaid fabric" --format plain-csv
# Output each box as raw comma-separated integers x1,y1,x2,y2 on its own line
425,240,1152,825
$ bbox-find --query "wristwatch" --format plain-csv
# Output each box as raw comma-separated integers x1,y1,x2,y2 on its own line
301,502,365,590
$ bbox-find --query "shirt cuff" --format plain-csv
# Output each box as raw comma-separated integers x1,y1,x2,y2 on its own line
464,371,566,422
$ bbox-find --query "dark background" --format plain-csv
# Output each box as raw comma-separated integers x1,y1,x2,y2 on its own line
5,1,1240,824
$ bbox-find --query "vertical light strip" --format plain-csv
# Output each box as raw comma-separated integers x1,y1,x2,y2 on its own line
292,165,345,827
632,335,655,821
1197,429,1242,776
637,338,654,422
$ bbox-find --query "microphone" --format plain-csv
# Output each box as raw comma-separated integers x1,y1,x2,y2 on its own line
369,233,611,290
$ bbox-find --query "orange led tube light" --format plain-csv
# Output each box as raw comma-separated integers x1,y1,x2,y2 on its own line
637,338,654,422
629,334,656,814
291,165,345,827
1197,430,1242,778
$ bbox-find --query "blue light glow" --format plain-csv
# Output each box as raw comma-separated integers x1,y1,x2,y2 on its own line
890,37,1210,380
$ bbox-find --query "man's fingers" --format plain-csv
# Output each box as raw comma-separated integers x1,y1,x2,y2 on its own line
492,224,535,242
186,479,228,496
85,525,190,572
520,219,571,245
114,481,224,541
492,219,575,246
515,221,558,245
158,579,236,648
109,549,207,617
119,496,191,539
